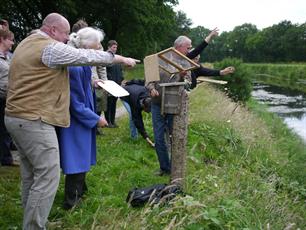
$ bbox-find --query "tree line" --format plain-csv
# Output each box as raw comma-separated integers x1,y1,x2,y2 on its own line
191,21,306,63
1,0,305,62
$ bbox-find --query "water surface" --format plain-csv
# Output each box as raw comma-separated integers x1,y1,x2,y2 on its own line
252,83,306,142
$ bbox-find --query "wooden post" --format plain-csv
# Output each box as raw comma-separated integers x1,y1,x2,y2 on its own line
170,90,188,188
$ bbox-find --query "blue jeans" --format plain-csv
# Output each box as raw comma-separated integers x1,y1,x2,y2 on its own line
151,103,173,172
122,100,138,139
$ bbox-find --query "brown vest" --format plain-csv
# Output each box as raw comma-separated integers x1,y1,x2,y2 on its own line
6,34,70,127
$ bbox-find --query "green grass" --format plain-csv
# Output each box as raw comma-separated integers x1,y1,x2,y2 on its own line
123,64,145,81
1,83,305,229
243,63,306,93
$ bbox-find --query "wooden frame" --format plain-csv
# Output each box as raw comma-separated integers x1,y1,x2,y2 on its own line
144,47,200,83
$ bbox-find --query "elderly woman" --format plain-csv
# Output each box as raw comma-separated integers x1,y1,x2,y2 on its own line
0,29,15,166
57,27,108,210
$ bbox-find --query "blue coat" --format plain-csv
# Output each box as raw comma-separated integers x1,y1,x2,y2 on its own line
58,66,100,174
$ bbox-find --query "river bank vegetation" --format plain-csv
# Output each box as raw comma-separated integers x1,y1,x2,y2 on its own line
1,81,305,229
243,63,306,93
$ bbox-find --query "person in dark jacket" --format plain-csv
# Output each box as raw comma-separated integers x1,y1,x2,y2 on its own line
190,54,235,89
105,40,123,127
184,28,234,89
121,79,154,147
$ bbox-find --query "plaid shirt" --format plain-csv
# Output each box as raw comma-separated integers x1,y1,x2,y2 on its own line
37,31,114,69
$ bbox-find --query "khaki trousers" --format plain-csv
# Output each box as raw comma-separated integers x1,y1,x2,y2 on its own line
5,116,60,230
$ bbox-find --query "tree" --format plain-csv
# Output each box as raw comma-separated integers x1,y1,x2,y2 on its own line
281,22,306,61
0,0,78,42
226,23,258,61
0,0,184,59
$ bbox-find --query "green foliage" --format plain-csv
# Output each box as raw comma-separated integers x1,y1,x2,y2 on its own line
188,26,211,63
123,64,145,81
1,71,306,229
0,0,189,59
1,2,305,61
226,23,259,61
0,167,22,229
189,122,244,165
247,99,306,186
214,58,252,103
244,63,306,93
187,21,306,63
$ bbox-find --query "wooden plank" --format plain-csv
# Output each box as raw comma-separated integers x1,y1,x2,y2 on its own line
144,54,160,83
197,76,228,85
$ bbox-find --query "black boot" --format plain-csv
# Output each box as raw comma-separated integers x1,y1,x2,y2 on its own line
63,173,87,210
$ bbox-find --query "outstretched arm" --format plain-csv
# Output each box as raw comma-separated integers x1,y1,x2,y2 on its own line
187,27,219,59
204,27,219,43
220,66,235,76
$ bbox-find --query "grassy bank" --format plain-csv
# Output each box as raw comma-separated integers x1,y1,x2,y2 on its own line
1,82,305,229
124,64,145,80
243,63,306,93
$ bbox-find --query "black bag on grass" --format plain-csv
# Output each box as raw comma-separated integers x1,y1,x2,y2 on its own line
126,183,182,207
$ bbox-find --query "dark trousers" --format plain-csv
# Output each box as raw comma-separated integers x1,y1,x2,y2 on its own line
0,98,13,165
105,96,118,125
64,173,87,209
151,103,173,173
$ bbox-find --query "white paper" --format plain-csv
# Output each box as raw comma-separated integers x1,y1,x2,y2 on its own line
97,80,129,97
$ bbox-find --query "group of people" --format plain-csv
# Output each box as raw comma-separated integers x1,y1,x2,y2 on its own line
1,12,235,230
2,13,138,229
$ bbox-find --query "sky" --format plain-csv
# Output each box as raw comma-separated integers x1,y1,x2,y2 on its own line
175,0,306,32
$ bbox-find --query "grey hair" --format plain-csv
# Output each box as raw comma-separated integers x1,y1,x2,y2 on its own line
68,27,105,48
173,35,191,48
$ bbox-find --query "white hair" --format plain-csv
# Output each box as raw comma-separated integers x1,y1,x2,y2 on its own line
173,35,191,48
68,27,104,48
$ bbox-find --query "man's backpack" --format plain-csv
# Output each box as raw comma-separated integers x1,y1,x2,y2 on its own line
126,183,182,207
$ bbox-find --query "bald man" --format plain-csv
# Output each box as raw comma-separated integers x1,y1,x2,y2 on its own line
4,13,138,230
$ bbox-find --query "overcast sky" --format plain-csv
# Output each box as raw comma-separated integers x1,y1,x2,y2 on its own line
175,0,306,32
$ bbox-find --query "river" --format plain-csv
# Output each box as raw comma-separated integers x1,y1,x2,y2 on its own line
252,83,306,143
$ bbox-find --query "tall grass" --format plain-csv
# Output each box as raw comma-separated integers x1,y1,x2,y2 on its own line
0,80,305,229
123,64,145,81
244,63,306,93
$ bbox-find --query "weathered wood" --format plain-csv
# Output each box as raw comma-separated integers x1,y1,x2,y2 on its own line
144,47,200,83
158,47,200,72
144,54,160,83
197,76,228,85
170,90,188,188
160,82,185,115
